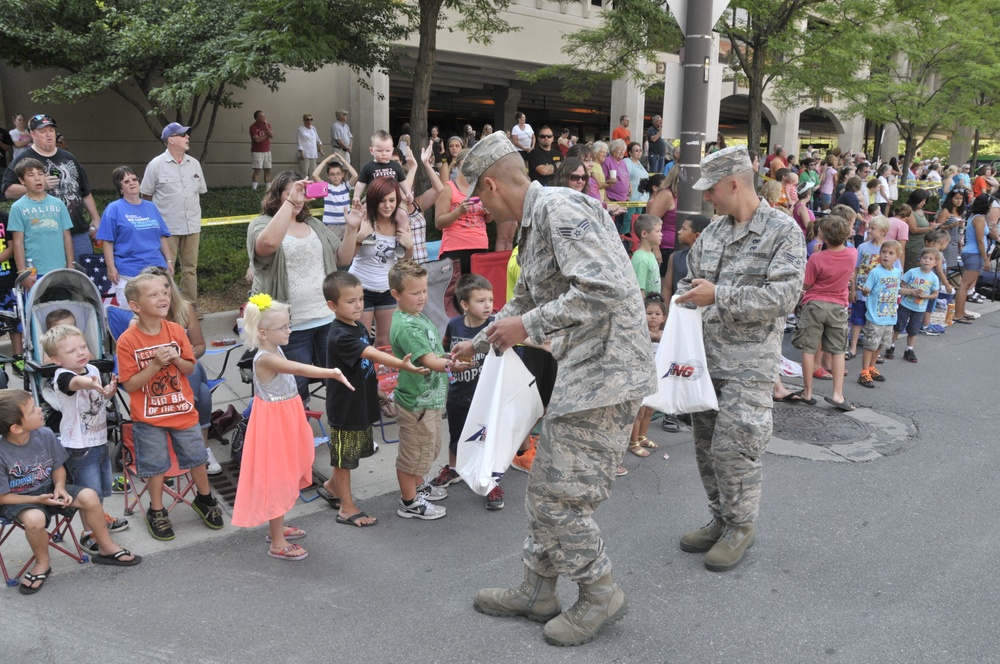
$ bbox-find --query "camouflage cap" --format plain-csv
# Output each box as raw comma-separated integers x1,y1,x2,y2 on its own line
692,145,753,190
461,130,518,196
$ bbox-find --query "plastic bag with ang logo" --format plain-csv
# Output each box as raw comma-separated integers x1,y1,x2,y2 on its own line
456,348,544,495
642,296,720,414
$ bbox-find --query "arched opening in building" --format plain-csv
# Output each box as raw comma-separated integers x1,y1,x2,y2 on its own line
798,107,844,155
718,94,777,152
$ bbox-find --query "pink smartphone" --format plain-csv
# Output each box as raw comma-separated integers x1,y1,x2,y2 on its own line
467,196,480,205
305,181,328,198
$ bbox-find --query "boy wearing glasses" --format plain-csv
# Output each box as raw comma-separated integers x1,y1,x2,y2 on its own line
527,126,562,186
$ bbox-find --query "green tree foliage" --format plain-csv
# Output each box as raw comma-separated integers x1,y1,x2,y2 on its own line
0,0,412,159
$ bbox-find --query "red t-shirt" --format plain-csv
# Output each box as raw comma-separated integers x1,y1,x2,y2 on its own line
117,320,199,428
802,246,858,306
250,121,271,153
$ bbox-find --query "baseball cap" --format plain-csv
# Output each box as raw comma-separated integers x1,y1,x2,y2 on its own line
28,114,57,131
692,145,753,190
161,122,191,142
461,130,518,196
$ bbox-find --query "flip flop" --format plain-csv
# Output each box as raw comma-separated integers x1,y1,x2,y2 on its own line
773,393,798,403
265,525,306,542
267,544,308,561
789,390,817,406
954,318,973,324
315,486,341,510
812,367,834,380
336,512,378,527
19,567,51,595
92,549,142,567
824,396,856,412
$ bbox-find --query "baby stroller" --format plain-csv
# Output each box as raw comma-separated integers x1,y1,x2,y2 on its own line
18,268,120,433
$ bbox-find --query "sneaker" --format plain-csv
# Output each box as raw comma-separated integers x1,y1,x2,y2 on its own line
397,494,446,520
205,447,223,475
918,326,931,336
875,354,885,364
903,349,918,363
111,476,129,494
858,370,874,388
11,355,24,378
80,533,99,554
884,345,895,360
192,493,225,529
485,485,505,510
511,436,538,474
429,465,461,488
146,507,175,541
416,482,448,501
616,464,628,477
868,367,885,382
105,512,129,532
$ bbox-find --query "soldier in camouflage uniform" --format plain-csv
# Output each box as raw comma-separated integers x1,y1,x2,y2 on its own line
675,145,806,572
450,131,657,647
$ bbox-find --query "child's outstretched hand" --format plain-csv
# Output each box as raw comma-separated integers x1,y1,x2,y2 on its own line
328,367,355,391
101,375,119,399
399,353,430,375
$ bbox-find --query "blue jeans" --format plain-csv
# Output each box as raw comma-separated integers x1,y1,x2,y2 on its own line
65,444,113,500
648,154,665,175
71,232,94,264
282,321,331,403
191,361,212,428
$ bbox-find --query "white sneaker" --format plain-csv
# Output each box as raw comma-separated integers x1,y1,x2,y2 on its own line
397,495,446,520
416,481,448,501
205,447,223,475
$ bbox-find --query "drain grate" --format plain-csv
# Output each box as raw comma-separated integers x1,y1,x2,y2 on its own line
772,404,872,445
209,460,327,511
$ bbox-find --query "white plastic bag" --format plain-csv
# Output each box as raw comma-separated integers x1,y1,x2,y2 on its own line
456,348,544,496
779,355,803,377
642,296,719,414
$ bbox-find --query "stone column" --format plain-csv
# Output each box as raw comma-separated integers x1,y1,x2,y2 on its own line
349,69,390,165
949,126,973,166
493,87,522,135
879,123,900,162
769,108,802,159
837,116,866,155
611,63,645,145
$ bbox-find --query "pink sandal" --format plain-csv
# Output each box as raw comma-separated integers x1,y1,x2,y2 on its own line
264,525,306,542
267,544,308,561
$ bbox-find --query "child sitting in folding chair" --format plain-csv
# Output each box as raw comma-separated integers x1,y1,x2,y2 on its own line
0,390,141,594
320,272,426,528
232,294,355,561
116,273,224,541
42,324,127,553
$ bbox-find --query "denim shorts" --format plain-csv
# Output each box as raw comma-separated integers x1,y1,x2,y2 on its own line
0,484,84,528
132,422,208,478
65,443,113,499
960,252,984,273
363,288,397,312
894,306,923,337
849,299,868,326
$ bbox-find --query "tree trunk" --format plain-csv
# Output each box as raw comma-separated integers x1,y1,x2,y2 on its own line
971,128,981,169
198,92,224,163
410,0,444,190
746,46,767,154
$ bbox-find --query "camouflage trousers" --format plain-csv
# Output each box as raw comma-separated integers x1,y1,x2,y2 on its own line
691,378,773,526
522,399,641,584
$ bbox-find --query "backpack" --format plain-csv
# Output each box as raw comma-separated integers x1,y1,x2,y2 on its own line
229,402,253,469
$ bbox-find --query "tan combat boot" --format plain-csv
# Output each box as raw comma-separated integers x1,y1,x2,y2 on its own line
542,571,627,647
473,566,561,623
703,523,756,572
679,517,725,553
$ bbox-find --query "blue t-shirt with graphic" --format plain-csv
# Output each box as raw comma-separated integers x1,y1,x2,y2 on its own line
899,267,940,312
96,198,170,278
863,265,902,325
443,314,494,405
855,241,900,302
8,194,72,275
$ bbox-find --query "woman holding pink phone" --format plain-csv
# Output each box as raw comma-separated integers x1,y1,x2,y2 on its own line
434,148,506,268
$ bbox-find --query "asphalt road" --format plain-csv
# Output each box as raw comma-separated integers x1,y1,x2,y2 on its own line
3,309,999,663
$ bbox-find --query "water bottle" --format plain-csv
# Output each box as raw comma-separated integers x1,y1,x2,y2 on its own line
26,258,35,275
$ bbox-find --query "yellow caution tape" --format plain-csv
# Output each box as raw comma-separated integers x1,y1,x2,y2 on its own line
201,207,324,227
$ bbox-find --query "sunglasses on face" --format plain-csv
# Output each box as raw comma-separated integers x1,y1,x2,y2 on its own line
569,174,588,182
539,134,553,139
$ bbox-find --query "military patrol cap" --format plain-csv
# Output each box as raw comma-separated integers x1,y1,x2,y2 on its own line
461,130,518,196
692,145,753,190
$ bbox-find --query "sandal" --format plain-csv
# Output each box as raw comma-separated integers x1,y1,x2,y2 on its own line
267,544,309,561
628,442,651,457
637,435,658,449
616,464,628,477
378,392,397,419
19,567,51,595
315,486,341,510
265,525,306,542
91,549,142,566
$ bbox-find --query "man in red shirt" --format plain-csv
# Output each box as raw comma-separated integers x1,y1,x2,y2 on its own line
611,115,631,144
250,110,275,190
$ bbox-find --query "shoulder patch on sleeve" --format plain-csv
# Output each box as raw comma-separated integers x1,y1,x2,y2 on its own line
557,219,591,240
785,252,803,268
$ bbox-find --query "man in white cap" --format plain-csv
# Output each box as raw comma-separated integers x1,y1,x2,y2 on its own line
140,122,207,306
675,145,805,572
450,130,656,647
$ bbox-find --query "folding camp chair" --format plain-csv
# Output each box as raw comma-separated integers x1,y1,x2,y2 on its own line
0,509,89,587
470,250,513,312
374,346,400,444
120,422,196,518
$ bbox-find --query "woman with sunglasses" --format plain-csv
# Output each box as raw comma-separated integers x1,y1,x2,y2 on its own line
625,141,648,221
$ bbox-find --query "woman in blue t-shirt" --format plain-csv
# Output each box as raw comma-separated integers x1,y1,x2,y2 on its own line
96,166,171,301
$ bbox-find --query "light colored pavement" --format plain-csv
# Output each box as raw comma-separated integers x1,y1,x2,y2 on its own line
3,298,1000,662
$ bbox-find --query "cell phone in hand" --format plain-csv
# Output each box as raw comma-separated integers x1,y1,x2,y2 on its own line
305,181,329,198
467,196,480,205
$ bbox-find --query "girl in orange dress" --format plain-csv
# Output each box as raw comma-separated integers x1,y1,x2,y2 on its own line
232,295,354,561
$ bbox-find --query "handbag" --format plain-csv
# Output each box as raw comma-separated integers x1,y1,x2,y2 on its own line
456,348,544,496
642,296,719,414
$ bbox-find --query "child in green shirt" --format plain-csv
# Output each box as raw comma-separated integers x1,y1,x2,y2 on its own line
630,214,662,296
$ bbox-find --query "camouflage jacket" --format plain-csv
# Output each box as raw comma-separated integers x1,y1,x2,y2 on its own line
474,182,657,417
676,198,806,382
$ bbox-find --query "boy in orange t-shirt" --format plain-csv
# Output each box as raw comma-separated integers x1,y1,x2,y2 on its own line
116,273,224,541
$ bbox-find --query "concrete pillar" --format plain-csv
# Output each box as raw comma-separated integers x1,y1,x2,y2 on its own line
949,126,973,166
838,116,865,154
769,108,802,158
610,67,645,146
706,34,723,145
492,87,522,135
349,69,389,165
662,56,683,144
879,123,900,162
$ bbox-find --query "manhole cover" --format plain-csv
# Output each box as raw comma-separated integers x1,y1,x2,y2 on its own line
772,404,872,444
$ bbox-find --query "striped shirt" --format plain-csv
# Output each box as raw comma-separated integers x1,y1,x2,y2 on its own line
323,182,351,227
